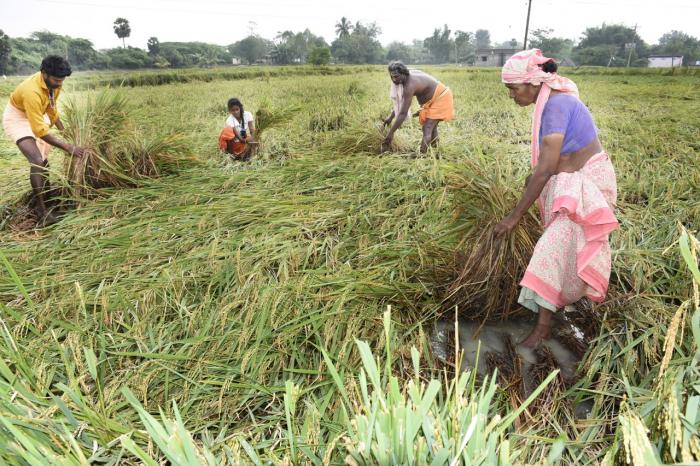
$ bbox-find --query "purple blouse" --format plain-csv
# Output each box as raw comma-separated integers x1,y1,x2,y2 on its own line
540,94,598,155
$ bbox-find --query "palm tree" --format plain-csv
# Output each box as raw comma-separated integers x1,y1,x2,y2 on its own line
335,17,352,38
113,18,131,49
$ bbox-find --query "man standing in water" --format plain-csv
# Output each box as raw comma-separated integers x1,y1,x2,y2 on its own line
382,61,454,153
2,55,85,227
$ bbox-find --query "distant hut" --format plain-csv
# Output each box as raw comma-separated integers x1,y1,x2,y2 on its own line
475,48,520,67
648,55,684,68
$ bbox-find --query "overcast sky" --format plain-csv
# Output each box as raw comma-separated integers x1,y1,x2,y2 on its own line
2,0,699,50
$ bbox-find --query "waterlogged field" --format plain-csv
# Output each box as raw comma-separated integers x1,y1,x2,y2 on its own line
0,66,699,464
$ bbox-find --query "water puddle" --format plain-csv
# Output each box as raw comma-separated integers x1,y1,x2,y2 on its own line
432,315,593,418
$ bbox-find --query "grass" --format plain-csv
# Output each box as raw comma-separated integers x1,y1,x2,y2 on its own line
0,66,699,464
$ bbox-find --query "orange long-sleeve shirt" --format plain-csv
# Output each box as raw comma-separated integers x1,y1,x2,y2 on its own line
9,72,61,138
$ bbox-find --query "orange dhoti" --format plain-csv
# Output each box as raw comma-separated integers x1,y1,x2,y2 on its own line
418,83,454,125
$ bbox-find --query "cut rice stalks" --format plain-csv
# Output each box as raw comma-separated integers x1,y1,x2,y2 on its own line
60,89,192,200
324,121,413,156
442,157,541,322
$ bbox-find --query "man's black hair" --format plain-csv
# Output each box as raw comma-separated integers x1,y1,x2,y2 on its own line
40,55,72,78
387,61,410,76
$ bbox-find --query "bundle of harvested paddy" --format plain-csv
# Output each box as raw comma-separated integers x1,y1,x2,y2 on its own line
60,90,190,199
324,121,413,156
254,104,299,140
486,335,525,400
442,156,541,322
527,346,571,407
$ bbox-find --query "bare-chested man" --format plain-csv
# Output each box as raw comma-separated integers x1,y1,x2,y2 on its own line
381,61,455,153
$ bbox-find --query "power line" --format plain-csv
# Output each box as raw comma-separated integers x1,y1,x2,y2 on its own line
34,0,340,19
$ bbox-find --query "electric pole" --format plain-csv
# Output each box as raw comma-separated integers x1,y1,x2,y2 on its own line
626,23,638,68
248,21,258,37
523,0,533,50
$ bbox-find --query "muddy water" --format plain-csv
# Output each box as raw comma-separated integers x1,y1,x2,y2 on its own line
432,318,582,380
433,316,597,417
432,316,596,418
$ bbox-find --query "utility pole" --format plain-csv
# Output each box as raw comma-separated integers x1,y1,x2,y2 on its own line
248,21,258,37
523,0,533,50
626,23,638,68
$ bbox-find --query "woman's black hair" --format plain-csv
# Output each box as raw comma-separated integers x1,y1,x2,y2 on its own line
227,97,244,123
387,61,410,76
539,60,558,74
40,55,72,78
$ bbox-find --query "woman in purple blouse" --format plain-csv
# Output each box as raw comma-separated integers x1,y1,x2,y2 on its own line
494,49,619,348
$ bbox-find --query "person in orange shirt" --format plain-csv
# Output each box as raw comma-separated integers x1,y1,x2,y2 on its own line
2,55,85,227
382,61,454,154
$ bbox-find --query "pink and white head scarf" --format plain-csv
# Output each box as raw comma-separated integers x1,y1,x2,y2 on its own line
502,49,579,166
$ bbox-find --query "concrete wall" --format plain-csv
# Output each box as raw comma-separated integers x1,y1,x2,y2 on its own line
648,56,684,68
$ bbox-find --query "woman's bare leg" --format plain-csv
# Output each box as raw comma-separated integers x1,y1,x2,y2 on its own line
521,307,553,348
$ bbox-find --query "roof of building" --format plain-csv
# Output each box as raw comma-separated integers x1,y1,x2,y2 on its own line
475,48,521,54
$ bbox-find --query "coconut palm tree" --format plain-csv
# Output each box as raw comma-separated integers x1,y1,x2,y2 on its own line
335,17,352,39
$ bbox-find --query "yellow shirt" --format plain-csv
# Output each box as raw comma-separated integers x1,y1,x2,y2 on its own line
9,72,62,138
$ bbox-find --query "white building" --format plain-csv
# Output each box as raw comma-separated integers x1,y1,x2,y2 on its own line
648,55,684,68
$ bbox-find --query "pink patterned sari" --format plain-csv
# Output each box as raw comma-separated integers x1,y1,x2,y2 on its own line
520,152,618,308
502,49,619,311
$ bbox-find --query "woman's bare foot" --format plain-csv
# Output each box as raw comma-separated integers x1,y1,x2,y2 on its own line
520,323,552,348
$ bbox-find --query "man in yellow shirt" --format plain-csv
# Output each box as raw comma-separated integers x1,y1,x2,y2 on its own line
2,55,85,227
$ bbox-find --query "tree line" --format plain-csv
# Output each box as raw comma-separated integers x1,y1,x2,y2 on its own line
1,17,698,75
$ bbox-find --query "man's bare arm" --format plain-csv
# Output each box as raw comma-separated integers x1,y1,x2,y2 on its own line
383,110,395,127
41,133,84,157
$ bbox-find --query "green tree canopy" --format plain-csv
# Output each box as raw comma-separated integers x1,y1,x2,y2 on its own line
331,21,384,64
105,46,150,69
529,28,573,60
573,24,648,66
271,29,327,65
159,42,229,67
475,29,491,49
0,30,12,75
454,31,475,64
147,37,160,56
424,25,452,63
309,46,331,65
652,30,700,65
386,42,411,63
229,35,271,65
